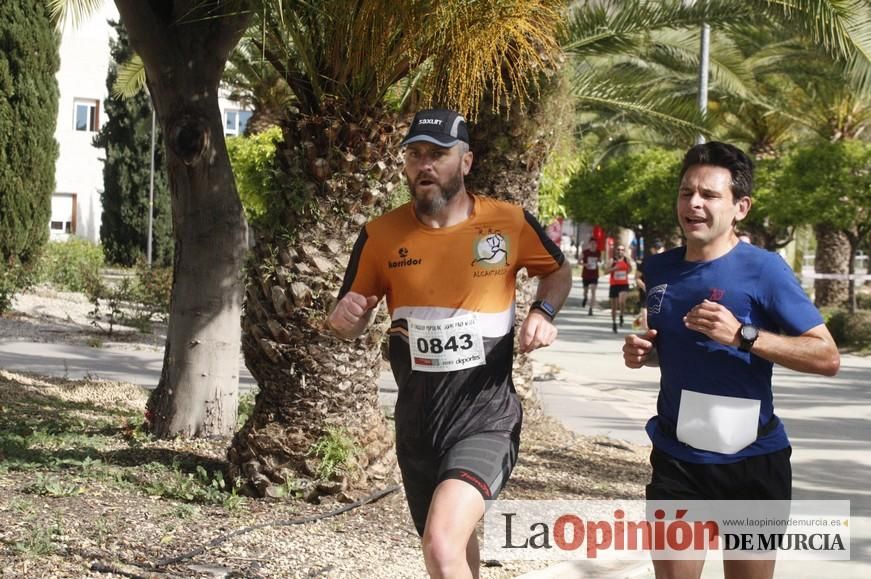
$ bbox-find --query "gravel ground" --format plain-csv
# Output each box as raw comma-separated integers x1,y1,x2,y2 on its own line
1,284,165,350
0,288,649,578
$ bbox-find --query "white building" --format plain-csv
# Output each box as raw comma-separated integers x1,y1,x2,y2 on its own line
52,5,251,244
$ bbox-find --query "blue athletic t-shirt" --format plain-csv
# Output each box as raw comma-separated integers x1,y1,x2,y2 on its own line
642,242,823,464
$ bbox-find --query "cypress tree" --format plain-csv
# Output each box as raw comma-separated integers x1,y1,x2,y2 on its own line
0,0,60,309
94,20,171,267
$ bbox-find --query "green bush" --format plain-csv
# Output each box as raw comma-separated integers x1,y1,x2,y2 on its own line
0,259,36,314
226,127,283,224
96,20,172,267
86,261,172,334
37,239,104,292
134,260,172,319
826,309,871,350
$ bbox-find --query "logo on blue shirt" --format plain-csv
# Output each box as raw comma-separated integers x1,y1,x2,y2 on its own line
648,284,668,314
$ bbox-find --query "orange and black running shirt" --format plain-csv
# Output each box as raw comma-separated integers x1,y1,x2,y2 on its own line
338,194,564,456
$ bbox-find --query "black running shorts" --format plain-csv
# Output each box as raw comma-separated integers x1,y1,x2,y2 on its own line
609,285,630,299
646,446,792,501
398,431,519,536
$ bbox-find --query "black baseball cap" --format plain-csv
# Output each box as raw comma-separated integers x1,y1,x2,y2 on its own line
401,108,469,148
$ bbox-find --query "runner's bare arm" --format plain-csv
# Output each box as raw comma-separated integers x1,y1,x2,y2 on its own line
536,260,573,312
326,292,379,340
684,300,840,376
749,324,840,376
519,260,572,353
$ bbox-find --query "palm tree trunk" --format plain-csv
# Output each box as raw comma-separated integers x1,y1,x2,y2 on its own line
813,223,850,308
228,103,402,499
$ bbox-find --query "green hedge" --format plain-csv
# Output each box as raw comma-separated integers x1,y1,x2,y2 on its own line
38,239,104,292
825,309,871,351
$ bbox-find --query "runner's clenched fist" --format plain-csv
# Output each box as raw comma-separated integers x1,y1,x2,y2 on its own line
326,292,378,338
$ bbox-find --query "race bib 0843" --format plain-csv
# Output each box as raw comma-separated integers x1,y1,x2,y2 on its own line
407,313,486,373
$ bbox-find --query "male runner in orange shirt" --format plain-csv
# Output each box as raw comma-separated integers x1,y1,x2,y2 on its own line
327,108,571,578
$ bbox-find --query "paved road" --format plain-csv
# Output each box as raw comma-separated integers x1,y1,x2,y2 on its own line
2,277,869,578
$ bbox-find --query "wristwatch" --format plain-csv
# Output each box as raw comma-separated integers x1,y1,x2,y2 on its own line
530,299,556,321
738,324,759,352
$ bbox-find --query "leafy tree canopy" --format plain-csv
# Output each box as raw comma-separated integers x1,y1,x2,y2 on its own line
565,147,682,242
778,140,871,242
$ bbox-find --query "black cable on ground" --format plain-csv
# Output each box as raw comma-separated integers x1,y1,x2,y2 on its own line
153,483,402,569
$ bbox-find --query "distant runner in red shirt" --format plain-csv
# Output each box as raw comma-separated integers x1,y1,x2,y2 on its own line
606,244,632,333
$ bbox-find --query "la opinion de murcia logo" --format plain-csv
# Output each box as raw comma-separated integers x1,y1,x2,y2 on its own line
389,247,421,269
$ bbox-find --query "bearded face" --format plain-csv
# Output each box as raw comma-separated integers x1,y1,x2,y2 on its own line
403,143,468,216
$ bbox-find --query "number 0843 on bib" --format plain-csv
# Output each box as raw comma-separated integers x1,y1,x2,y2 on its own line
407,313,487,373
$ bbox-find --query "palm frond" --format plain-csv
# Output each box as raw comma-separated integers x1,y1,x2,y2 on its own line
570,68,712,141
758,0,864,58
112,53,147,99
562,0,754,56
47,0,104,30
707,34,756,99
423,0,564,119
757,0,871,94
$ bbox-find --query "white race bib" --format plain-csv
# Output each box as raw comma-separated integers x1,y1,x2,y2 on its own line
585,257,598,269
407,313,486,373
614,270,627,281
676,389,760,454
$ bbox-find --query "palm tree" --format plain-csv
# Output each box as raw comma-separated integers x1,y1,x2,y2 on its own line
557,0,871,269
228,0,565,499
782,63,871,308
222,16,295,135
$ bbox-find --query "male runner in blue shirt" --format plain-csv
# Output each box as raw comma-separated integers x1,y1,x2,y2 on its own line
623,142,840,579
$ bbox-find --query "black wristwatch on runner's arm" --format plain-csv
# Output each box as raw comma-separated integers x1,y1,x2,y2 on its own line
530,300,556,321
738,323,759,352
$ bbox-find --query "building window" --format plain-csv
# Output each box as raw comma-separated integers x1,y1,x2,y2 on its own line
50,193,77,239
74,99,99,132
224,109,252,136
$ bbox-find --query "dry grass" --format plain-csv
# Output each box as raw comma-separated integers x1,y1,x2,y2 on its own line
0,369,647,578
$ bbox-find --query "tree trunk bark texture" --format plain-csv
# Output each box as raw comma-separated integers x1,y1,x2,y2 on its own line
116,1,251,438
465,96,554,417
229,102,403,499
813,223,850,308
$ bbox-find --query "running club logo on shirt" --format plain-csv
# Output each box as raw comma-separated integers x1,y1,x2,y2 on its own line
471,231,510,277
648,283,668,314
389,246,422,269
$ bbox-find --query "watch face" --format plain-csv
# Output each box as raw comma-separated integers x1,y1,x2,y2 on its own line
741,325,758,341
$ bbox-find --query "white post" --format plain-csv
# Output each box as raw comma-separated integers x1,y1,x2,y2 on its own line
696,20,710,145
